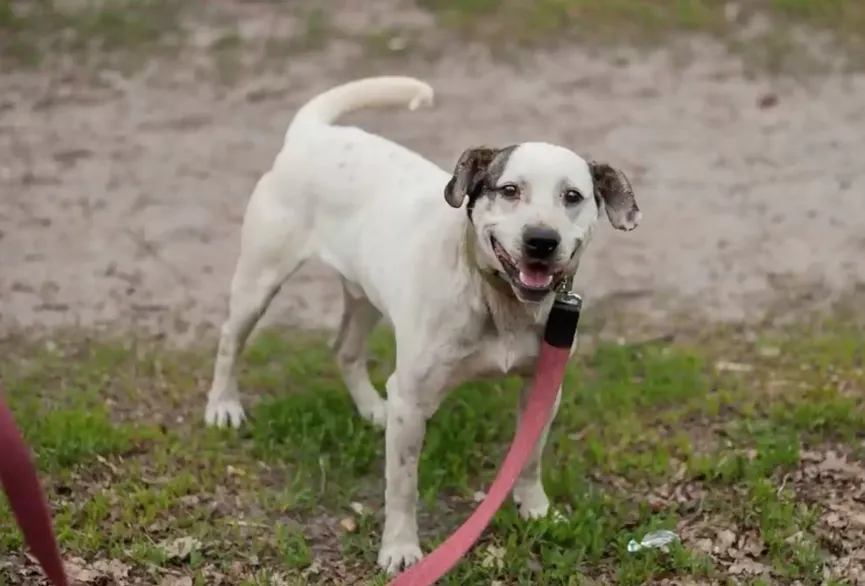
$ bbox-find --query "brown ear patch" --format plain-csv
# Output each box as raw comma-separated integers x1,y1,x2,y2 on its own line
444,145,518,212
444,147,499,208
589,162,641,231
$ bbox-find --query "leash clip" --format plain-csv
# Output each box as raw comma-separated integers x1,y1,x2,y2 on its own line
544,291,582,349
554,290,583,310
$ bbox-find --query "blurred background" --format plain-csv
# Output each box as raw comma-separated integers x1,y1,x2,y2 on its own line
2,0,864,340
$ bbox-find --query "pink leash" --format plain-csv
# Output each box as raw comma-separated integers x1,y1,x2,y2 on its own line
0,397,70,586
389,292,582,586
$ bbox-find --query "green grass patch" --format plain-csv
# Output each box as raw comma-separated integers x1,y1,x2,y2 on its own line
0,0,187,69
0,320,863,584
3,0,864,74
416,0,865,43
414,0,865,72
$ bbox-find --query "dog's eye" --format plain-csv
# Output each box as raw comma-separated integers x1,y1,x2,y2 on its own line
563,189,584,205
499,184,520,199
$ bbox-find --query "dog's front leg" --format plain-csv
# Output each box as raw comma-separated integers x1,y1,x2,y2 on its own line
512,380,562,519
377,371,440,574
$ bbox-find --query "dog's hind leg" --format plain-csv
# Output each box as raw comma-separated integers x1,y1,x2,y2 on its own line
332,281,386,427
206,179,311,428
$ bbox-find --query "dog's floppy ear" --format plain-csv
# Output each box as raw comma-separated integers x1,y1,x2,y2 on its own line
444,147,498,208
589,162,642,231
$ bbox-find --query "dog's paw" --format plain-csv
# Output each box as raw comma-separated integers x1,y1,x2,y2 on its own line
205,398,246,428
517,502,567,524
513,486,550,520
515,489,566,523
518,501,550,520
359,399,387,429
377,542,423,575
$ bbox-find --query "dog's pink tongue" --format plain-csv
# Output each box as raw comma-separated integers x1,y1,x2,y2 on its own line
518,266,553,289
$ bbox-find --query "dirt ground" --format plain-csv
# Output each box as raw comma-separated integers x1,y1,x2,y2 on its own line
1,1,865,343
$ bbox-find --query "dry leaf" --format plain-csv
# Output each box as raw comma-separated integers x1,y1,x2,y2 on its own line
825,511,846,528
850,512,865,528
159,576,193,586
64,558,102,583
728,558,768,575
302,559,323,579
339,517,357,532
91,558,130,579
161,536,202,560
715,528,736,553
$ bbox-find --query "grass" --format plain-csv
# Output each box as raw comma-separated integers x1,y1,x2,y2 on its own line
416,0,865,73
1,0,864,73
418,0,865,43
0,317,863,585
0,0,187,69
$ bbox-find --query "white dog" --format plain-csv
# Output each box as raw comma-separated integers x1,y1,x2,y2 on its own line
204,76,641,574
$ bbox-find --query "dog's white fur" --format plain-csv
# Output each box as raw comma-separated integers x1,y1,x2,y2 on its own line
205,76,641,574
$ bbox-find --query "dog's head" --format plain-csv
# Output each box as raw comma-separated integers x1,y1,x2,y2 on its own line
444,142,641,303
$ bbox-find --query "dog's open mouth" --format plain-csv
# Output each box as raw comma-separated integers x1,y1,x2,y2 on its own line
490,236,563,299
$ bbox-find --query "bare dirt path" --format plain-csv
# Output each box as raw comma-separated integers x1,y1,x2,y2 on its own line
2,3,864,342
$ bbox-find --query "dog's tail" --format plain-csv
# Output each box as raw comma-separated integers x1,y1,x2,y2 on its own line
286,76,434,139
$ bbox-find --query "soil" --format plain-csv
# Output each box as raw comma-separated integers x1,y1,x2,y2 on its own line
2,1,864,343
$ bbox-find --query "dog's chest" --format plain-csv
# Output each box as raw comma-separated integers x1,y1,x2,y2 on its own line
458,330,541,381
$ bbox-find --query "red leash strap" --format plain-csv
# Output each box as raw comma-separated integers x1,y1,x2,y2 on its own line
0,396,70,586
389,293,582,586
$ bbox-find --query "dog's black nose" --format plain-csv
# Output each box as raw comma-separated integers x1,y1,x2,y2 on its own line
522,225,561,260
